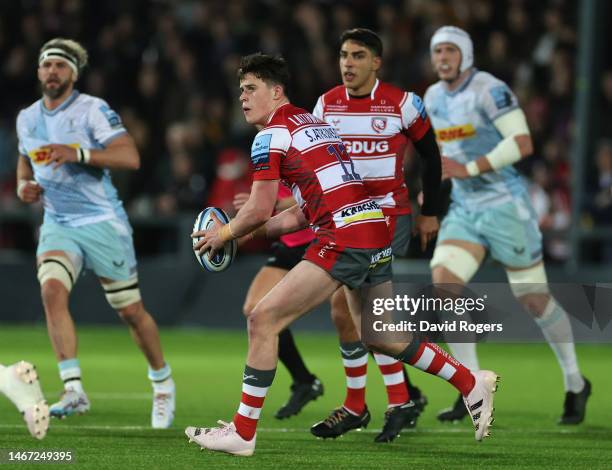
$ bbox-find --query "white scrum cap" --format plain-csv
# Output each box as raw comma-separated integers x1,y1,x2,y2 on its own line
430,26,474,72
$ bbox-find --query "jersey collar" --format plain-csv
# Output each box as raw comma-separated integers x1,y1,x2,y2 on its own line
40,90,80,116
443,69,477,97
345,79,379,100
266,101,291,125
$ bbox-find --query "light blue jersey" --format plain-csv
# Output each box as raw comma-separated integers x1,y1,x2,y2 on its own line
425,70,542,267
16,91,128,227
424,70,528,211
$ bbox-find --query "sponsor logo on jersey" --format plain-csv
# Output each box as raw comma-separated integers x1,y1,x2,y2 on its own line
371,117,388,133
250,133,272,168
99,105,123,129
434,124,476,142
411,93,428,121
318,242,336,259
27,143,80,165
335,200,384,228
490,85,514,110
345,140,390,154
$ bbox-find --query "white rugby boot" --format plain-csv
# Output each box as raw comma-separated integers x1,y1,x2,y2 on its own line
50,389,90,418
185,421,255,456
152,378,175,429
463,370,500,441
0,361,49,439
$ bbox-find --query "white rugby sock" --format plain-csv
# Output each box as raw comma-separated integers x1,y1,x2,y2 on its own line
148,364,173,393
58,359,84,393
535,300,585,393
446,343,480,371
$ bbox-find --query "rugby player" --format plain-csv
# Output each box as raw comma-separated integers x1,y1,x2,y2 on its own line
310,28,438,442
425,26,590,424
186,53,499,456
235,186,323,419
15,39,175,428
0,361,49,439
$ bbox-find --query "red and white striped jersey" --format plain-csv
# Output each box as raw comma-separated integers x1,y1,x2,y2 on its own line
313,80,431,215
250,103,390,249
277,183,315,247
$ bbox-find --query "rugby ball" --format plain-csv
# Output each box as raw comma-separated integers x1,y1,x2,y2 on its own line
192,207,237,272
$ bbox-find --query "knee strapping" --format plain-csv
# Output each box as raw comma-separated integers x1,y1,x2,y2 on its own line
430,245,480,283
37,256,79,292
506,263,549,297
103,277,141,309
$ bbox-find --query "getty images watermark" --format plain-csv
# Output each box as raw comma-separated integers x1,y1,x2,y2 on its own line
361,283,612,344
371,292,498,334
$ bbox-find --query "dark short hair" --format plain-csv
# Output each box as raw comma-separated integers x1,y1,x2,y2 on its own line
237,53,290,95
340,28,383,57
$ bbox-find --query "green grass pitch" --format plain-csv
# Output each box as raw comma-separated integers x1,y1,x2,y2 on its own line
1,325,611,469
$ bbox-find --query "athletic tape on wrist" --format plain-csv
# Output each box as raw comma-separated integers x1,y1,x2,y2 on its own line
16,180,30,197
465,161,480,176
219,222,236,242
78,148,91,164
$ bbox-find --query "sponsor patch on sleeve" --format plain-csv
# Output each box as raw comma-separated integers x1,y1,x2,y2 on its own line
489,85,514,110
411,93,428,121
250,133,272,170
99,105,123,129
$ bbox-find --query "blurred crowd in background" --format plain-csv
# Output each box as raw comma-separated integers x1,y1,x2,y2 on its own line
0,0,610,262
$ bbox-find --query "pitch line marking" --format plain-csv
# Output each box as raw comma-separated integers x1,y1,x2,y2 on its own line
0,424,607,435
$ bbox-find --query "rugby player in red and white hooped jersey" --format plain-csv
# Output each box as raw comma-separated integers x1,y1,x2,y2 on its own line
309,28,442,441
186,53,498,457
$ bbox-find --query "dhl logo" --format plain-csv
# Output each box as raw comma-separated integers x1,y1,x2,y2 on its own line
27,143,80,165
435,124,476,142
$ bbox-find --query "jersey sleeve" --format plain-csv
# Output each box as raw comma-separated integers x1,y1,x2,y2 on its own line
400,92,432,142
87,98,127,146
15,111,27,156
477,76,519,121
250,127,291,180
312,96,324,119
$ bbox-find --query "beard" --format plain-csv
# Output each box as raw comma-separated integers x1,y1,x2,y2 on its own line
41,78,71,99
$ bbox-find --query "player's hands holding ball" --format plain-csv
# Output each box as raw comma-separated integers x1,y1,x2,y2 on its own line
192,211,226,258
191,207,237,273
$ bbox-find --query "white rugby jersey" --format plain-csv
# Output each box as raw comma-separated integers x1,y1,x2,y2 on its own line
313,79,431,216
16,91,129,226
424,70,528,211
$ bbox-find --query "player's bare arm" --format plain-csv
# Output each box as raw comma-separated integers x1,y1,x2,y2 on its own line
44,134,140,170
193,179,279,256
234,192,296,213
263,204,309,238
16,156,42,203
